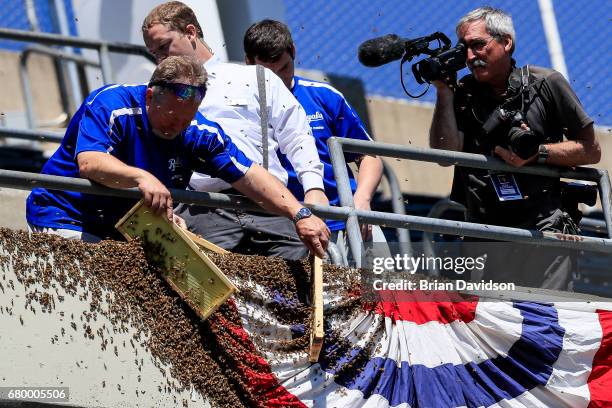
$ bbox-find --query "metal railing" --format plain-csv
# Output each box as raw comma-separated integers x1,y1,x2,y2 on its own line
0,124,414,261
1,127,610,266
0,127,63,144
6,167,612,303
0,28,154,84
421,199,466,276
381,159,412,255
19,44,100,129
581,218,608,235
328,137,612,266
0,28,154,131
2,167,612,256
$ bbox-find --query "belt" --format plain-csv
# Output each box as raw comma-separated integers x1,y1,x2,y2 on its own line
187,185,244,197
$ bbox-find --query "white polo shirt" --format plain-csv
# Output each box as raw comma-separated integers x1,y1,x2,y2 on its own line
189,55,324,193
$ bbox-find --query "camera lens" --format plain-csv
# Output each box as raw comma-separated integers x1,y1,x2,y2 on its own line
509,127,539,159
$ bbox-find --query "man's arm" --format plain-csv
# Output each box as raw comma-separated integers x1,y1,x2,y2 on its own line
353,155,383,210
353,154,383,239
77,151,174,220
429,83,464,154
496,70,600,168
304,188,329,206
231,164,330,258
545,124,601,166
495,124,600,168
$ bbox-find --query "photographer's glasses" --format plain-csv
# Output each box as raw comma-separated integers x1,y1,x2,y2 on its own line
464,36,496,52
148,81,206,101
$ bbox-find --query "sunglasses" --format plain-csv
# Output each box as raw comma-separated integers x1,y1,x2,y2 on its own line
148,81,206,101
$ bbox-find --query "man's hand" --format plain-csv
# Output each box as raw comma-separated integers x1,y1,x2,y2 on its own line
136,172,174,221
431,79,452,92
494,124,539,167
353,154,382,241
354,196,373,241
494,146,537,168
304,188,329,207
295,215,330,258
172,213,187,229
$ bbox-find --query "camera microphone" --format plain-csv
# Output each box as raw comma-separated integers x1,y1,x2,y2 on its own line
358,31,465,96
357,34,409,67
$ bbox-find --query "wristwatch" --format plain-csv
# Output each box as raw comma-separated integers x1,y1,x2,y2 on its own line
537,144,549,164
293,207,312,223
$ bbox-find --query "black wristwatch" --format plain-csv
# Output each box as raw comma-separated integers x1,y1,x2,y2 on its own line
537,144,549,164
293,207,312,223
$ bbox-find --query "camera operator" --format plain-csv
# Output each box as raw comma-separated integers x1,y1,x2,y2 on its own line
429,7,600,289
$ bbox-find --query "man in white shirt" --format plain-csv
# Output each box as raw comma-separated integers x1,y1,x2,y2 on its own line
142,1,329,260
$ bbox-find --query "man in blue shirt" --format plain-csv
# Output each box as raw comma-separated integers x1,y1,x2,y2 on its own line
26,55,330,257
243,20,384,261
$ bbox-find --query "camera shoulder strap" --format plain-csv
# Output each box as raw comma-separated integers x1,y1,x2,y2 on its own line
520,65,531,112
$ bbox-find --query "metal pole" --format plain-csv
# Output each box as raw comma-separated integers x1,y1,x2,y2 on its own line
52,0,84,111
98,44,115,84
19,52,37,129
0,28,155,60
580,217,607,236
598,170,612,238
339,206,612,253
422,199,466,276
0,169,262,211
3,169,612,253
0,127,63,143
538,0,570,80
335,138,602,182
23,0,40,32
326,242,346,267
22,45,101,68
328,138,364,267
19,45,101,129
382,159,412,255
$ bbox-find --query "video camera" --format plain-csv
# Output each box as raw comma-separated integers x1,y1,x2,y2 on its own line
358,32,466,97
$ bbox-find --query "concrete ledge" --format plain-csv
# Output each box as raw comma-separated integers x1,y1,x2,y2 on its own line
0,187,28,230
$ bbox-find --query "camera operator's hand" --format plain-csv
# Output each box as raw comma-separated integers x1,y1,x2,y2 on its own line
432,79,453,93
495,123,539,167
494,146,530,167
494,145,537,167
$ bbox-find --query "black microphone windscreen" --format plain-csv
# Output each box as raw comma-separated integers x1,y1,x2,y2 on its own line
358,34,406,67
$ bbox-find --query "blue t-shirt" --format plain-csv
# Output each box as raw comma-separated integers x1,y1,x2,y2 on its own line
280,76,372,231
26,84,252,238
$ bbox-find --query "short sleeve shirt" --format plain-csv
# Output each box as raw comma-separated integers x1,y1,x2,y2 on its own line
452,66,593,227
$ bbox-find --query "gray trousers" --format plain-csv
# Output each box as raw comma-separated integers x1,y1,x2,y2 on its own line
175,204,308,261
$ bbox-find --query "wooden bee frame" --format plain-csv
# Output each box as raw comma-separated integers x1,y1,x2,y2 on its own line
309,255,324,363
116,200,237,320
